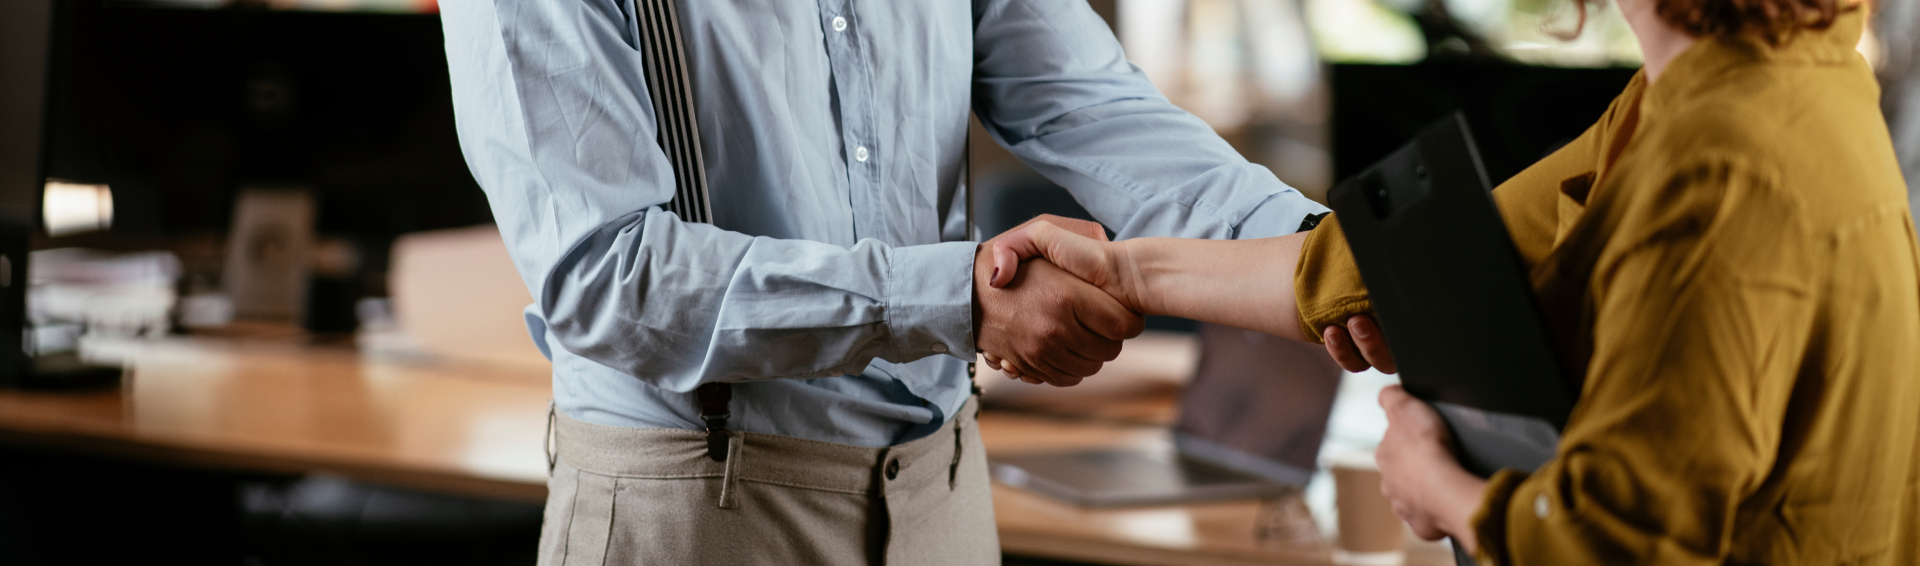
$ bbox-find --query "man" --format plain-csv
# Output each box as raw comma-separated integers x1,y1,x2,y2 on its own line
439,0,1327,563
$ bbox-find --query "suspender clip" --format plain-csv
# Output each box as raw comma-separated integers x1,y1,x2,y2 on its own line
696,382,733,462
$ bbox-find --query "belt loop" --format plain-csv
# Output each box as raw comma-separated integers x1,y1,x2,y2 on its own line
718,434,743,509
544,399,558,475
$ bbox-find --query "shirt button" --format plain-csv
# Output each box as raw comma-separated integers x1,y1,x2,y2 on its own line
832,16,847,32
931,343,948,353
854,146,869,162
885,458,901,480
1534,494,1551,519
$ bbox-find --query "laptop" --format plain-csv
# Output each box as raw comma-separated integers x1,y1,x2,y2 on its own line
988,323,1345,508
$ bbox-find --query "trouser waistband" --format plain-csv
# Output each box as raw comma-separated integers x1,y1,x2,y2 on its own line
548,396,979,507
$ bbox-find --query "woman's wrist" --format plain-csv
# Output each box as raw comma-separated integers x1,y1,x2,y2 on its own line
1432,466,1490,553
1108,238,1157,316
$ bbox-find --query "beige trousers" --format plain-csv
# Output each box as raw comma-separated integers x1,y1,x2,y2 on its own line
538,397,999,566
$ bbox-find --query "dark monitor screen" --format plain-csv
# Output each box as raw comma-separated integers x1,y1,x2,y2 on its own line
0,0,55,223
1331,62,1637,188
39,2,491,240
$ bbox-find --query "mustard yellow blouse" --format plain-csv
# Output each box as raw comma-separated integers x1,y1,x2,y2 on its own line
1295,10,1920,565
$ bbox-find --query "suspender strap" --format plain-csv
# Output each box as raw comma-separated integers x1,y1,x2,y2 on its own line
635,0,727,460
634,0,712,224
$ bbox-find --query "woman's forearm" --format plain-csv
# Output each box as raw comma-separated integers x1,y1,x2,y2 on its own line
1115,232,1309,341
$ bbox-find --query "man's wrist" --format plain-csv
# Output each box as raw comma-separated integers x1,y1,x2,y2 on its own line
971,243,987,349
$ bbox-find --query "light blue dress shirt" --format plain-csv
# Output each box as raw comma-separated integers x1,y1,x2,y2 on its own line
439,0,1328,448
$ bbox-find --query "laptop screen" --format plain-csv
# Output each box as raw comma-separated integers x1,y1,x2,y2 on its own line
1173,323,1345,484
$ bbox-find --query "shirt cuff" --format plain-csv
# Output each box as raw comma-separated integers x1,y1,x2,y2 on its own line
1233,190,1331,240
886,241,978,360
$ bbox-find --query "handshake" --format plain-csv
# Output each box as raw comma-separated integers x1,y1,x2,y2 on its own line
970,215,1396,387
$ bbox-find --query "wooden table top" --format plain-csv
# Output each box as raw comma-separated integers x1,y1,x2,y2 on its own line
0,337,1449,565
0,337,553,501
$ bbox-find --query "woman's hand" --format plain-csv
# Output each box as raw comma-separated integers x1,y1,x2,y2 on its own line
1376,385,1487,553
986,220,1141,311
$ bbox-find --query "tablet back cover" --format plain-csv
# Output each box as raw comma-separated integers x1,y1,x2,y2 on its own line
1326,114,1575,477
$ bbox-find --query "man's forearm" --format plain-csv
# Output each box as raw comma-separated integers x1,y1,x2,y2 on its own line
1118,232,1309,340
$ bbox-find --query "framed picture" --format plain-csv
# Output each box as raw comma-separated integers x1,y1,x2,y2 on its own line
222,187,314,324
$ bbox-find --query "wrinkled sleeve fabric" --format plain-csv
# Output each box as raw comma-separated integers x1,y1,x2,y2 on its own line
440,1,974,394
1472,159,1817,565
969,0,1325,241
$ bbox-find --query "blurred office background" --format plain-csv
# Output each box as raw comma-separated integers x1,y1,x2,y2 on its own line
0,0,1909,564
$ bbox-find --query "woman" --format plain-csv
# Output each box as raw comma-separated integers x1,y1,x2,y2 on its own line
981,0,1919,562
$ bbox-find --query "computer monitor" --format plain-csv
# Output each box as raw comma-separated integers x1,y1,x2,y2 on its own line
26,1,491,333
0,0,54,216
1330,62,1637,187
0,0,59,384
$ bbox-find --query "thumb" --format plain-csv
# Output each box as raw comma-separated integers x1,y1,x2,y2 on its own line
989,222,1057,288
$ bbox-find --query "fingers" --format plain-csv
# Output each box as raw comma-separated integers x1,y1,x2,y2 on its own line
1072,283,1146,343
1035,356,1093,387
1323,325,1372,372
988,216,1111,289
1377,384,1416,420
1345,315,1398,374
987,353,1043,384
1056,259,1142,344
989,223,1051,288
1004,360,1043,384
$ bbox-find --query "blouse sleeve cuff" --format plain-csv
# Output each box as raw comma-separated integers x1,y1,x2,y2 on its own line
1293,215,1374,344
1471,468,1529,566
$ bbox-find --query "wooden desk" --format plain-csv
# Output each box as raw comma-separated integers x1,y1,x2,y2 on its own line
0,338,552,502
0,338,1448,565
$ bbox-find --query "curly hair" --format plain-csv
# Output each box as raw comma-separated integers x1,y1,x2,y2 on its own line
1568,0,1860,45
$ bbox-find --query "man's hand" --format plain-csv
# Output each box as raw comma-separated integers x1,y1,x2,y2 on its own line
974,215,1144,387
1325,314,1397,374
1375,385,1486,552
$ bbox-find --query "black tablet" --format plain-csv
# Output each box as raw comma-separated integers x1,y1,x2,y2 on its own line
1326,113,1576,477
